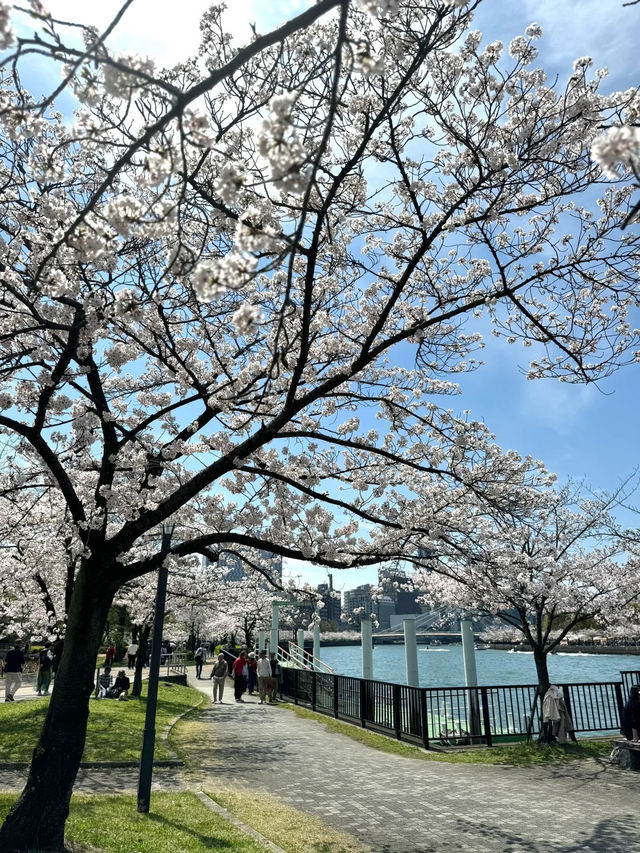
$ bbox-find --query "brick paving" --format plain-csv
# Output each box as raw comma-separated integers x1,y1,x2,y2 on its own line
1,667,640,852
184,672,640,853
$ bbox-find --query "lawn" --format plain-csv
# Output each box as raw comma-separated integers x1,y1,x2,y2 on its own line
277,704,613,766
0,681,204,763
206,788,370,853
0,792,268,853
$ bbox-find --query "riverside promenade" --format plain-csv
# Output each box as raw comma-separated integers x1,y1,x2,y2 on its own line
1,668,640,852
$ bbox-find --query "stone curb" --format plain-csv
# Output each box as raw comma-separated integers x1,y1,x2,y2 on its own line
162,682,210,758
195,791,289,853
0,760,183,770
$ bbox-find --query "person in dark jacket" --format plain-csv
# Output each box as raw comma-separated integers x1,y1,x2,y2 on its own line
621,685,640,742
36,643,54,696
3,644,25,702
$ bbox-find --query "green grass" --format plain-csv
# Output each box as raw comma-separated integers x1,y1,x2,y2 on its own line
0,792,267,852
0,681,203,763
206,788,370,853
277,703,612,766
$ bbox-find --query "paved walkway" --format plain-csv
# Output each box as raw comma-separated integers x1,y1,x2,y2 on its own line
183,672,640,853
2,667,640,852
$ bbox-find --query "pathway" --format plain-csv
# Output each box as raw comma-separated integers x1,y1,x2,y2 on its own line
184,670,640,853
1,666,639,852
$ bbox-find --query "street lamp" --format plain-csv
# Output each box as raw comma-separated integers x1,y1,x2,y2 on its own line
137,522,175,814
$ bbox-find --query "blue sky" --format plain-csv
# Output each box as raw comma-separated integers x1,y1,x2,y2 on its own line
17,0,640,592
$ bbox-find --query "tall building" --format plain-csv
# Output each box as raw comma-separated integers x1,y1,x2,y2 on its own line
206,549,283,585
377,568,421,615
316,574,342,627
343,584,376,622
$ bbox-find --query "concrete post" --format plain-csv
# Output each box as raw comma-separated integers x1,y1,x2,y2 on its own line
258,630,266,652
460,619,478,686
270,602,279,656
361,618,373,680
313,623,321,669
460,618,481,738
404,618,419,687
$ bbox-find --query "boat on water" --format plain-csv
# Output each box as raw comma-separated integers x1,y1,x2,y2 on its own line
474,644,490,650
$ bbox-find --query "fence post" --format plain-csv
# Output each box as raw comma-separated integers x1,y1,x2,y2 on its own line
312,671,317,712
333,674,339,719
360,678,367,728
420,688,429,750
561,684,574,725
614,682,624,724
480,687,492,747
294,668,299,705
393,683,402,740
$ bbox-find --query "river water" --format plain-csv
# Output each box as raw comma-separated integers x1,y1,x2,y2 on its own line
317,644,640,688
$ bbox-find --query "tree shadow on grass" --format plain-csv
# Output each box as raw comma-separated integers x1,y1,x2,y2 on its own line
145,812,238,850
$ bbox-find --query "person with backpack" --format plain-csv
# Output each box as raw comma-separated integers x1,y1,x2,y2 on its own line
36,643,54,696
194,644,208,679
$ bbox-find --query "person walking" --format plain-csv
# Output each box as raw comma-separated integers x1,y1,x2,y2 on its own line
36,643,54,696
232,651,248,702
268,651,281,703
3,644,25,702
194,644,208,679
209,653,228,703
126,640,138,669
105,644,116,667
256,650,271,704
247,651,258,695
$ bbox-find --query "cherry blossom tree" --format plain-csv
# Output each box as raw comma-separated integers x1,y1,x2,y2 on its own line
411,482,640,692
0,0,639,848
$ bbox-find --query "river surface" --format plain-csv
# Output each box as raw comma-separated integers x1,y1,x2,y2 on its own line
317,644,640,687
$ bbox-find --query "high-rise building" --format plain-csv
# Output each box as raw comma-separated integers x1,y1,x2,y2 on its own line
316,574,342,627
343,584,376,622
205,549,283,585
377,568,421,615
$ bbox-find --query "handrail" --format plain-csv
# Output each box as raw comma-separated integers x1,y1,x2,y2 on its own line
287,642,334,674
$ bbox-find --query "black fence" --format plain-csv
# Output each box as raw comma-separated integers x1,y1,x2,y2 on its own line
280,667,640,748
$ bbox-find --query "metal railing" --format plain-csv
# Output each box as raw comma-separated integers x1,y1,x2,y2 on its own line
279,668,632,748
285,642,334,673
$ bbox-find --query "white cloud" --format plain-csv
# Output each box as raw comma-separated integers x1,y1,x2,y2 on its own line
517,379,596,435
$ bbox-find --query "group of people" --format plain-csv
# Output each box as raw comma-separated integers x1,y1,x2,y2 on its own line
204,649,280,705
2,642,59,702
96,667,131,700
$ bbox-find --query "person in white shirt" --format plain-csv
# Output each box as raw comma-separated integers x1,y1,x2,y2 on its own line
127,641,138,669
256,650,272,704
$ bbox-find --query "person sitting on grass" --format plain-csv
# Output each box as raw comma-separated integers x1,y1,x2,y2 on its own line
97,666,112,698
112,670,130,700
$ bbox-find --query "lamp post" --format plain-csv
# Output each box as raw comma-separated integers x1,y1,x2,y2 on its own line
137,522,174,814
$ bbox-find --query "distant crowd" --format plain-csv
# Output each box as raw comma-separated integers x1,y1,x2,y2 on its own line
194,644,281,705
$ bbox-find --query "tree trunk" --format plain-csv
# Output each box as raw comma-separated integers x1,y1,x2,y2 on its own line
131,623,151,698
0,563,115,852
532,645,551,695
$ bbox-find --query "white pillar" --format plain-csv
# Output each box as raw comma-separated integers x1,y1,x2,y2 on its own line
270,603,279,655
258,630,266,652
361,618,373,679
297,628,305,665
460,619,478,686
404,618,419,687
460,618,481,737
313,624,321,669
